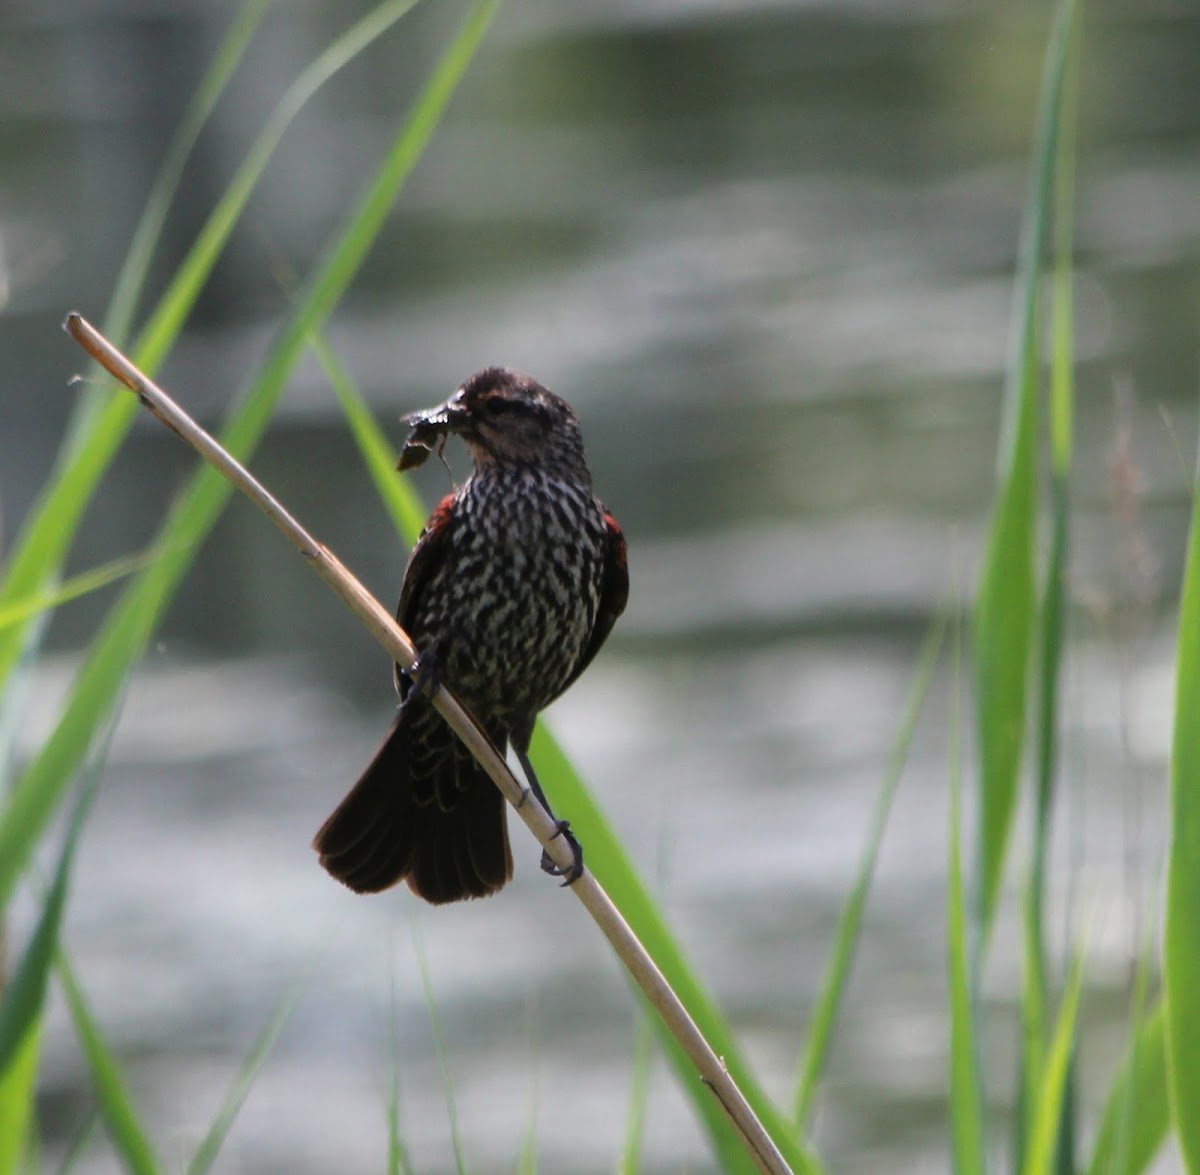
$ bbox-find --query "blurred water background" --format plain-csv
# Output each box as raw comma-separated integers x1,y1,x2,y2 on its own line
2,0,1198,1171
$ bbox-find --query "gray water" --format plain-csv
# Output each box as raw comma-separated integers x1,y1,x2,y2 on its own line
2,0,1197,1171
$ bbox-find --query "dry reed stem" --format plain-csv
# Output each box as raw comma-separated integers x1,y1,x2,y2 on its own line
64,311,795,1175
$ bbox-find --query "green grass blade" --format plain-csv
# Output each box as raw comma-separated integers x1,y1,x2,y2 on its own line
385,982,415,1175
101,0,272,350
1020,20,1080,1165
133,0,426,377
1165,446,1200,1173
277,0,501,363
516,1003,539,1175
0,546,166,633
972,0,1079,940
1021,949,1084,1175
528,728,821,1175
517,1097,538,1175
793,614,946,1128
0,719,115,1175
1086,1003,1169,1175
185,965,313,1175
0,0,499,913
1015,896,1040,1174
949,621,987,1175
1054,1059,1078,1175
618,1011,655,1175
55,952,159,1175
0,1020,41,1175
60,0,270,465
388,984,422,1175
0,752,101,1094
411,924,468,1175
191,0,500,545
55,1113,100,1175
310,332,429,542
0,0,421,698
1018,511,1070,1159
0,401,141,691
0,563,173,909
1047,8,1079,492
949,793,986,1175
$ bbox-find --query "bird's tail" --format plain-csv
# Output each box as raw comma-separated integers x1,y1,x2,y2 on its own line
313,708,513,903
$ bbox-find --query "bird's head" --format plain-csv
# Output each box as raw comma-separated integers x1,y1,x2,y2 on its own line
399,367,589,481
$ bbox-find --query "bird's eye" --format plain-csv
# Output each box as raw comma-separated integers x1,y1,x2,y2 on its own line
483,397,514,417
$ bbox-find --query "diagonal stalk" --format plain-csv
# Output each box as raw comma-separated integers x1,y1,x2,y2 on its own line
65,312,803,1175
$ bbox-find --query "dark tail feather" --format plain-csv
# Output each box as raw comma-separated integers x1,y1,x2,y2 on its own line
406,751,513,903
313,713,513,903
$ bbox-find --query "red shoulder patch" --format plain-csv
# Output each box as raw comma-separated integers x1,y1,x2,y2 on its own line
604,511,627,570
398,491,460,631
421,492,457,540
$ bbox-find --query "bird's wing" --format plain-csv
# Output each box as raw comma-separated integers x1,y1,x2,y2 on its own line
559,508,629,696
392,491,458,699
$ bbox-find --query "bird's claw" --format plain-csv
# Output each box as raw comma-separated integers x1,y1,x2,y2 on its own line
540,820,584,886
398,648,442,711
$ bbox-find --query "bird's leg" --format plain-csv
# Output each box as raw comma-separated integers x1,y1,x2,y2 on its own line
512,737,584,886
397,645,443,713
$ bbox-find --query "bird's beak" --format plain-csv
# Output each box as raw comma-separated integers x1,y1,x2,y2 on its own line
439,392,471,432
396,392,469,471
402,391,469,432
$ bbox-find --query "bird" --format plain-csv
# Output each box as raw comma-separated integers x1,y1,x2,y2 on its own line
313,367,628,904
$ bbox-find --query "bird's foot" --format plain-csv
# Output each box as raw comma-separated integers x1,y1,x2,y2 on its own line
399,647,442,711
541,820,584,886
512,736,583,887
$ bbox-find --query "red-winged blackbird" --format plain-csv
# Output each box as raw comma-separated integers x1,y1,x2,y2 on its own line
313,368,628,904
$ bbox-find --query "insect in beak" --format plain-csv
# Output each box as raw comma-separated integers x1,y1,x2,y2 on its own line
397,408,451,472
